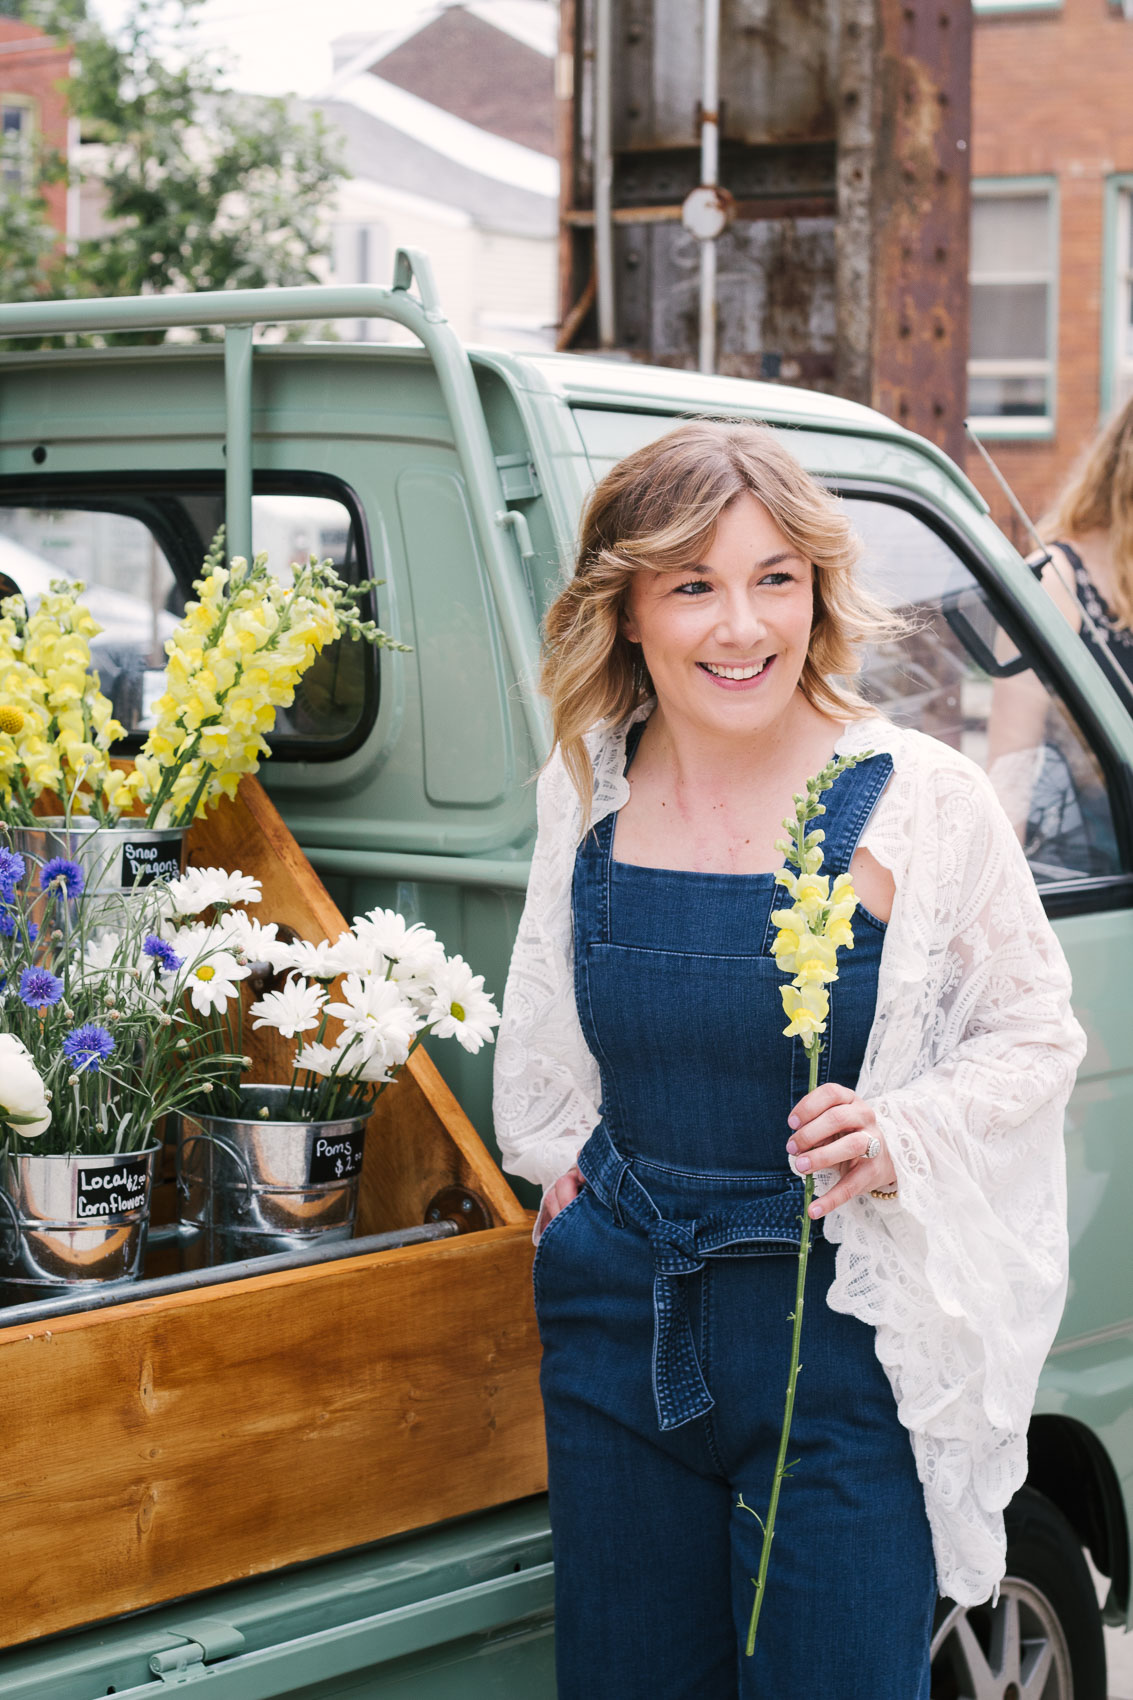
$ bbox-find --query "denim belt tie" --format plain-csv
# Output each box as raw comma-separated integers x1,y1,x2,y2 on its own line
578,1125,806,1432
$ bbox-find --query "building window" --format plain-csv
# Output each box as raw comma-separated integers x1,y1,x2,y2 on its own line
968,179,1057,437
1,98,35,194
1102,178,1133,417
972,0,1060,13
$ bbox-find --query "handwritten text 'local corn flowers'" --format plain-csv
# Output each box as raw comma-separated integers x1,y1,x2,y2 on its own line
740,752,868,1656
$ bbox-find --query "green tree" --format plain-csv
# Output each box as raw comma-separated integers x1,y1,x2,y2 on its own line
0,0,345,338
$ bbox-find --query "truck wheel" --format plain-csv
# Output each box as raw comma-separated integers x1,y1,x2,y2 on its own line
930,1487,1106,1700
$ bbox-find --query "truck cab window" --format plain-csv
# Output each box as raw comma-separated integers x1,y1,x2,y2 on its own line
848,497,1123,888
0,485,374,757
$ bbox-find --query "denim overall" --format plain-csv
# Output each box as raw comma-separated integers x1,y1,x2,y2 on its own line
534,734,937,1699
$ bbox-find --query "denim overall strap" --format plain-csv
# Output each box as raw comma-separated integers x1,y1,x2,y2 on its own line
814,752,894,876
578,1123,805,1431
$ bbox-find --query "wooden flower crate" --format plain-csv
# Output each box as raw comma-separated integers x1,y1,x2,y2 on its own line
0,781,544,1648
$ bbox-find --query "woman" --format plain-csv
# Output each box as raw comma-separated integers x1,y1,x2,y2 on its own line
1038,390,1133,680
986,393,1133,845
492,421,1085,1699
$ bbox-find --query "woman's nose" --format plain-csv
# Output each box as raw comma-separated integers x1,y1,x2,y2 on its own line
714,596,766,648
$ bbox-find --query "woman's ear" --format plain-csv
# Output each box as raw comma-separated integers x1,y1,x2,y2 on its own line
620,611,641,644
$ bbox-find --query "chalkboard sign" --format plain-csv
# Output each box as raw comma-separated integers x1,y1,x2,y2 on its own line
75,1155,151,1220
308,1131,366,1186
120,839,182,889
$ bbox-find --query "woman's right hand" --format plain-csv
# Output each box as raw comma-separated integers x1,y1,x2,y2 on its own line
535,1164,585,1241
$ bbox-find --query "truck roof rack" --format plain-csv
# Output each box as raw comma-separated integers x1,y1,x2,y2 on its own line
0,249,549,759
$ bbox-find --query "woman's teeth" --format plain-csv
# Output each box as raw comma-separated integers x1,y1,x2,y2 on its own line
701,659,769,680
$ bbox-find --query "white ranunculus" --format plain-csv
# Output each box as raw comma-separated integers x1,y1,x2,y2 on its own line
0,1034,51,1137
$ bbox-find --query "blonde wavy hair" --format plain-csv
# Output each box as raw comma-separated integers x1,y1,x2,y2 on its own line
542,418,898,812
1042,392,1133,627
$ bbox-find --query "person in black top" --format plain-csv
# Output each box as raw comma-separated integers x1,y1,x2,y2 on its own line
1037,390,1133,684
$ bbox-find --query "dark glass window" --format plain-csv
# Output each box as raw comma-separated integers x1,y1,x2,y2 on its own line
0,475,377,759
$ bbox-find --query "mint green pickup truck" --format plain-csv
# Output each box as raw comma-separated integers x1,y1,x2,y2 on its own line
0,252,1129,1698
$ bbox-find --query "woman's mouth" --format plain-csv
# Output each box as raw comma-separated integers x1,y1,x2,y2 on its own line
697,656,774,687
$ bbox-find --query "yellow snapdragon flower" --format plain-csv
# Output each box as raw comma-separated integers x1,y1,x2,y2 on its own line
132,537,401,828
770,768,865,1043
779,981,830,1040
0,581,123,820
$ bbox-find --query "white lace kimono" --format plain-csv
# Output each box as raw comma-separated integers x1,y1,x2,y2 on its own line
492,706,1087,1607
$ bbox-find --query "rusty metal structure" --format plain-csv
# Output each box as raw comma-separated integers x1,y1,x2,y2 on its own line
557,0,972,460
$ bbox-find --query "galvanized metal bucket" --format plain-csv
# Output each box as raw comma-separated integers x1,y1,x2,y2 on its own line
12,820,185,898
0,1145,160,1300
177,1084,370,1265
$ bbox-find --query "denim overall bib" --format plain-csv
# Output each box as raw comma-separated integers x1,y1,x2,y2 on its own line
534,733,937,1700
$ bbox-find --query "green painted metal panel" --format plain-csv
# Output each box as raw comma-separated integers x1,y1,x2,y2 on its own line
396,466,513,809
0,1502,553,1699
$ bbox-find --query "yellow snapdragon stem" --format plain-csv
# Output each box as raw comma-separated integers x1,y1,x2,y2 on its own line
745,1038,819,1656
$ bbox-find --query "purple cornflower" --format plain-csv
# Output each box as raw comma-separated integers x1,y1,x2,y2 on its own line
1,910,34,942
62,1024,115,1073
40,857,85,899
143,934,182,973
18,965,64,1008
0,848,24,900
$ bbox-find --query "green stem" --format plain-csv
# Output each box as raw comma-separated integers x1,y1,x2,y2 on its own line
745,1041,820,1656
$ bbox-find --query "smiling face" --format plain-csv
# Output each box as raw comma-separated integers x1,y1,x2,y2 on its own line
620,490,815,742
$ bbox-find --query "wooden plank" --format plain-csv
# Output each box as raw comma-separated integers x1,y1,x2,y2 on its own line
0,779,543,1644
0,1224,545,1646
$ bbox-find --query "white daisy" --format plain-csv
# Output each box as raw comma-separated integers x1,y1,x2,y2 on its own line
354,908,432,964
326,974,420,1070
250,976,326,1038
423,956,500,1054
293,1040,337,1078
282,936,346,981
323,929,388,979
164,866,262,916
215,910,288,966
182,949,248,1015
390,935,449,998
338,1037,395,1084
83,931,122,973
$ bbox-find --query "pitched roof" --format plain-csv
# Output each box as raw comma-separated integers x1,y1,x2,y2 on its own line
373,6,555,156
325,2,556,158
313,95,556,238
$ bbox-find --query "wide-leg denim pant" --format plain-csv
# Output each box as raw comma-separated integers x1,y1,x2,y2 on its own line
535,1153,937,1700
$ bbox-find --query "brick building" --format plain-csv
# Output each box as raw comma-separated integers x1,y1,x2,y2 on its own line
0,17,72,238
967,0,1133,539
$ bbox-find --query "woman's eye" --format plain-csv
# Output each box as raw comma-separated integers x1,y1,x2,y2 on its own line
673,579,711,595
761,571,793,587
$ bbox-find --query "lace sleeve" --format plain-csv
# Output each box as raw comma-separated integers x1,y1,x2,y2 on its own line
492,750,602,1191
824,733,1087,1605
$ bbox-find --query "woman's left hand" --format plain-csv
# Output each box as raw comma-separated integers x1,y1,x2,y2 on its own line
785,1082,897,1219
